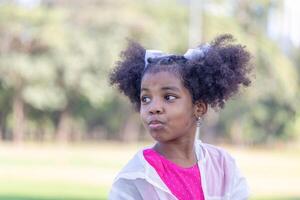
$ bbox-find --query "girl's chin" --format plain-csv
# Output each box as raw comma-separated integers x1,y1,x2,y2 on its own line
149,129,170,141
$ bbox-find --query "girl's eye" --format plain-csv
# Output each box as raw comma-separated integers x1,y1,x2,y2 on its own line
141,96,151,103
165,95,176,101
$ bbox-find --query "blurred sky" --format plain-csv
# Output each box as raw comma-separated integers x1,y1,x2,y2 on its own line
13,0,300,48
267,0,300,48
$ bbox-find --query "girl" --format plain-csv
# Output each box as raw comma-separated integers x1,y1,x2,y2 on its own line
109,34,252,200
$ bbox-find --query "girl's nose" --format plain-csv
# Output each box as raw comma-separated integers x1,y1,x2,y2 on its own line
149,100,164,114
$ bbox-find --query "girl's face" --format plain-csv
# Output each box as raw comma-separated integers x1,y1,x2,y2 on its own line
140,71,198,143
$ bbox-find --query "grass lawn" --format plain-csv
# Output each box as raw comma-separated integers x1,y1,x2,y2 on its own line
0,141,299,200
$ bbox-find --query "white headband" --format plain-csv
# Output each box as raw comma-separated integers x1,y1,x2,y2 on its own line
144,44,210,68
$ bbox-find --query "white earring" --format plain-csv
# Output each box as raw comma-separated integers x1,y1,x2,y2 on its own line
195,116,202,140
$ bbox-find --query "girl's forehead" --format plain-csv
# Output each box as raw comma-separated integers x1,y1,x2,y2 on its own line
141,71,184,90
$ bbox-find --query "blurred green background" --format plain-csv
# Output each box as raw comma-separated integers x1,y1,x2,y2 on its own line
0,0,299,199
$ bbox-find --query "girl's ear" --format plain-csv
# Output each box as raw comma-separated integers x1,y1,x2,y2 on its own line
194,101,208,118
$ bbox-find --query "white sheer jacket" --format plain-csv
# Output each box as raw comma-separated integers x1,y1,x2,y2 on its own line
109,140,250,200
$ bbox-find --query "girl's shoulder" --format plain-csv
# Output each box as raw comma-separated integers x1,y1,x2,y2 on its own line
198,141,236,164
113,146,153,181
116,149,146,175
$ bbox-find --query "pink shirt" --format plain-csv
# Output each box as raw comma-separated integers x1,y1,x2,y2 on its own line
143,149,205,200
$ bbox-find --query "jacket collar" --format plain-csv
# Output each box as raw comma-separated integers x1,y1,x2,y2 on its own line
114,140,207,196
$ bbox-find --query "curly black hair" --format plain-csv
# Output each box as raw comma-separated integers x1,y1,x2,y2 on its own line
109,34,253,111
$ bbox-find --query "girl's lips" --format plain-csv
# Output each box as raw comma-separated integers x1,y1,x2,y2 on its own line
148,122,164,130
148,119,164,131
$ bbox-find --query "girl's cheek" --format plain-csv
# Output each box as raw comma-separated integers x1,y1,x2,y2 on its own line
140,108,147,121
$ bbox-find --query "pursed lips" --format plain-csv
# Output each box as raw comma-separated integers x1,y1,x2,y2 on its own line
147,119,165,130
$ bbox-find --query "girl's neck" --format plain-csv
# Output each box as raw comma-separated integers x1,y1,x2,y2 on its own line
153,137,197,168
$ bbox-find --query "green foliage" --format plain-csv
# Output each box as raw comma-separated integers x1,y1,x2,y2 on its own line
0,0,299,143
206,0,300,144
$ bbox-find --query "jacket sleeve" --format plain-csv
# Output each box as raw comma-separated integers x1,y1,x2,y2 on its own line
230,162,250,200
109,178,143,200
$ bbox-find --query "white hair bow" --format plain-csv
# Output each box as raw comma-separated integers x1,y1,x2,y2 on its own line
144,50,170,68
144,44,210,68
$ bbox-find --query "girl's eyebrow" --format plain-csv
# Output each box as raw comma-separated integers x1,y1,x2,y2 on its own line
161,86,180,92
141,86,180,92
141,87,149,92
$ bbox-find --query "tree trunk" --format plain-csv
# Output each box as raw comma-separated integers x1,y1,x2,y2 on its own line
12,93,25,144
0,126,2,142
0,112,3,141
201,109,219,143
56,108,72,143
121,113,140,142
230,119,243,145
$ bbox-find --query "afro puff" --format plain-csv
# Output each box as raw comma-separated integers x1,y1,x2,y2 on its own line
109,34,253,111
